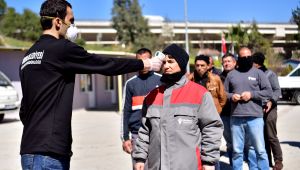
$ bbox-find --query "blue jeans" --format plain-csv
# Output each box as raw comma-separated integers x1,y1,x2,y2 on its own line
21,154,70,170
221,115,232,166
231,117,269,170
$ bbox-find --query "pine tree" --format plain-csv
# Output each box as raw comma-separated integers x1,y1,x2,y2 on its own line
292,3,300,44
112,0,154,51
0,0,6,18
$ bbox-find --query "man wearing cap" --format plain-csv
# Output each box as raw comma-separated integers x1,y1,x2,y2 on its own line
188,55,227,114
252,52,283,170
133,44,223,170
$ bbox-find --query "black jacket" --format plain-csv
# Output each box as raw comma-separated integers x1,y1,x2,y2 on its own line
19,34,144,157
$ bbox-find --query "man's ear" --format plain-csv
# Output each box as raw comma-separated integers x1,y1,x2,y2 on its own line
54,18,61,31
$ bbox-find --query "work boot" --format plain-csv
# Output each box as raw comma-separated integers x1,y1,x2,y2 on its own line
273,160,283,170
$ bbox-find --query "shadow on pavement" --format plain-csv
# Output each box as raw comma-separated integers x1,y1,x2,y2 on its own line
281,141,300,149
0,118,20,125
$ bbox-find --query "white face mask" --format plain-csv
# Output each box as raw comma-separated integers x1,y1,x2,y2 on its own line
66,24,78,42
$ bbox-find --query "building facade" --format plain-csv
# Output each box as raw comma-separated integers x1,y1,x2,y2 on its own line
75,17,299,50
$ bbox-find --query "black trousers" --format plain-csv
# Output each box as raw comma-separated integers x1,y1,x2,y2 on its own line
263,106,283,166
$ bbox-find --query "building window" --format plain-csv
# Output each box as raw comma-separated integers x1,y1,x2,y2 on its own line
105,76,115,91
80,74,93,92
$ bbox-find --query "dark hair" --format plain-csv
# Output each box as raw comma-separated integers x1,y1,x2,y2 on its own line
252,52,265,66
39,0,72,30
136,48,152,56
195,55,210,65
222,53,236,60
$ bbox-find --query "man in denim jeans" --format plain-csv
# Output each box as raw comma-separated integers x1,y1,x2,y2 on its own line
224,47,272,170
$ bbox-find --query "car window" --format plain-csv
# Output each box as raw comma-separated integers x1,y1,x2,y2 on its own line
0,73,11,86
290,68,300,77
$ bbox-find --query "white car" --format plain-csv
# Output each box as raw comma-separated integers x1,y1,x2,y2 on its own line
278,64,300,104
0,71,20,122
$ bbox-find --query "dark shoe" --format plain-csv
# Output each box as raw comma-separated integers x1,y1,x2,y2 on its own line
273,160,283,170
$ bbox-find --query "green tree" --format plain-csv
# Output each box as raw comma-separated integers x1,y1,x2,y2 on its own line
19,9,41,41
292,2,300,44
226,22,272,54
226,21,281,68
0,7,21,37
0,0,6,19
111,0,156,51
0,8,41,41
226,23,249,51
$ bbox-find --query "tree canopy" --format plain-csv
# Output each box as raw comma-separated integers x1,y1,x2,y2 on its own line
226,22,272,55
292,2,300,44
0,0,6,17
111,0,161,51
0,7,41,41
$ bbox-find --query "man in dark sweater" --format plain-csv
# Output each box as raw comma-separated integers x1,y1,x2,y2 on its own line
252,52,283,170
120,48,161,169
224,47,272,170
19,1,163,169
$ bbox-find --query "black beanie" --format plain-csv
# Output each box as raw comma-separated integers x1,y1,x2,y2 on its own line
252,52,265,66
163,44,189,72
195,55,210,65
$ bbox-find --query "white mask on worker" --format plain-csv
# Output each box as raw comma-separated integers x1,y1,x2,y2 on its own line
66,24,78,42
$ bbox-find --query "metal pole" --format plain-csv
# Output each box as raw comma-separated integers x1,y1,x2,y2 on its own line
184,0,190,73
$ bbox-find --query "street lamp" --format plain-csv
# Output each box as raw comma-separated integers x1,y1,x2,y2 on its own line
184,0,190,73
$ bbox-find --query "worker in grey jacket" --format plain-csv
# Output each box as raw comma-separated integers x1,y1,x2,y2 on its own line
133,44,223,170
224,47,272,170
252,52,283,170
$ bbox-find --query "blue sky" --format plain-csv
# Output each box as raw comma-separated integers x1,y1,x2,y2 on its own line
5,0,300,23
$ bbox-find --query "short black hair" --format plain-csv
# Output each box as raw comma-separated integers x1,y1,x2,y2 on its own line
195,55,210,65
252,52,265,66
39,0,72,30
222,53,236,60
136,48,152,56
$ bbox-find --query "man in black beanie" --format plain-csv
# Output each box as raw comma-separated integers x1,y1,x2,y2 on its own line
133,44,223,170
252,52,283,170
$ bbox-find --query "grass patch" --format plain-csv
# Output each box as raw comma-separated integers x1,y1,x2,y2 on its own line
3,36,33,48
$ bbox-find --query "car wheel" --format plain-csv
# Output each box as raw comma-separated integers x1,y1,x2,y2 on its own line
0,114,4,122
293,91,300,105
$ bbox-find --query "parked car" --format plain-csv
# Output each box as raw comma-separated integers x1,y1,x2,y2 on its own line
278,64,300,104
0,71,20,122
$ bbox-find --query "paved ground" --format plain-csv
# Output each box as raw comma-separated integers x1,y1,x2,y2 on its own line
0,104,299,170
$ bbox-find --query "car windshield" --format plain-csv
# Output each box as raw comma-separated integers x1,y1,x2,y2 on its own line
0,73,11,86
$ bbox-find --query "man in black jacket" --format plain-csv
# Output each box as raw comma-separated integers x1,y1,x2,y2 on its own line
19,0,163,169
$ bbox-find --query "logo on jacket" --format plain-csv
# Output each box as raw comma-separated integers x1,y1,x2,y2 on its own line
248,76,256,81
178,118,193,125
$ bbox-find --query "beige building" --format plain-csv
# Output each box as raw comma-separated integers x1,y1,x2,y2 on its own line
75,16,299,50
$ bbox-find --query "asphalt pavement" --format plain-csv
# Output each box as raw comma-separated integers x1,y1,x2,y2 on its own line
0,104,299,170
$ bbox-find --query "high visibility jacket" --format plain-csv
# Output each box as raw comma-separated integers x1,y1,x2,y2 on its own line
133,76,223,170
